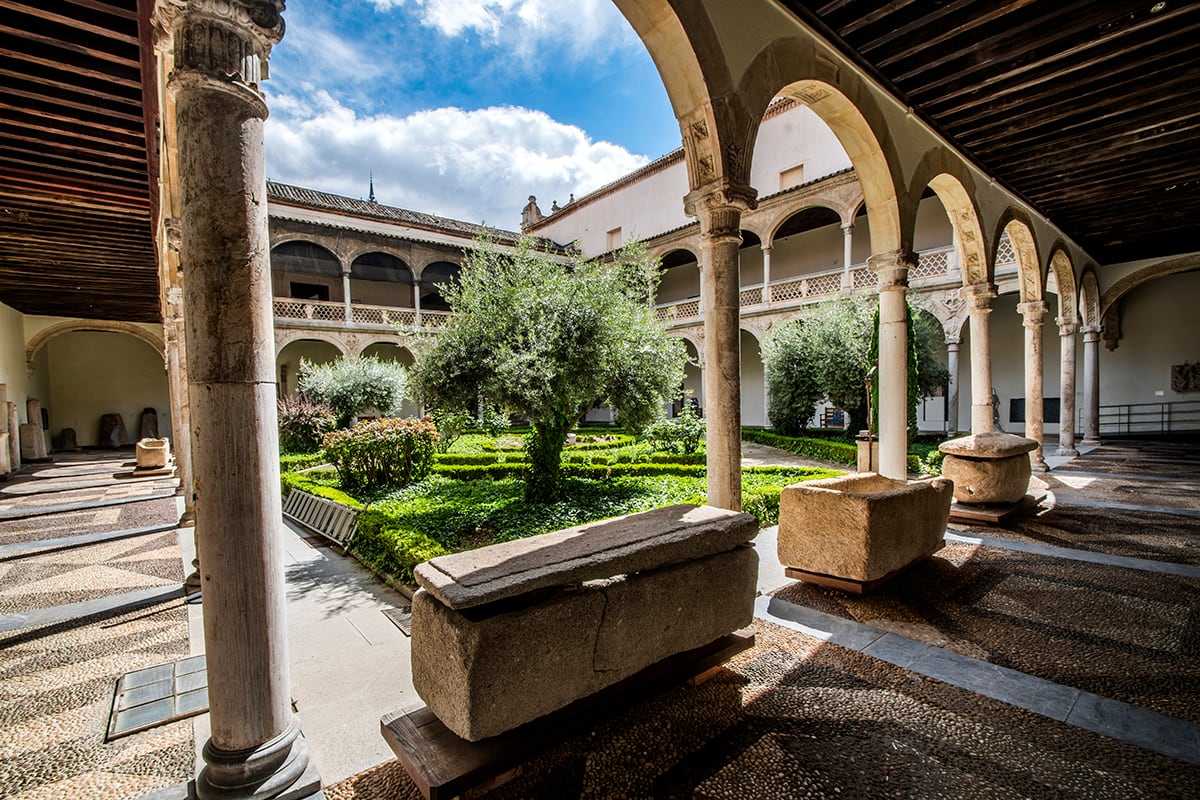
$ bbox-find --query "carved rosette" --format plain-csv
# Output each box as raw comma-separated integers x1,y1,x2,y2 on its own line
866,249,915,291
167,0,285,116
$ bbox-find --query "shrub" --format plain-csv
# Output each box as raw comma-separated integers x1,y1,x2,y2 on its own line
742,485,783,527
644,406,705,455
280,471,363,510
280,451,327,472
322,417,438,491
430,408,476,453
741,429,857,465
298,356,409,429
351,521,448,585
277,397,336,454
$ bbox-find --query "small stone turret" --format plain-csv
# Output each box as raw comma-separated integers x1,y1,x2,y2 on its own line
521,195,543,229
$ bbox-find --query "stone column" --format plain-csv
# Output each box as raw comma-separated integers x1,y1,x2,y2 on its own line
341,268,352,323
1081,325,1102,445
0,384,9,478
413,276,422,326
164,307,196,520
962,282,998,435
685,182,755,511
761,245,772,303
1058,319,1079,457
1018,300,1049,472
945,335,960,435
841,223,854,291
169,2,316,797
867,250,913,480
6,402,19,470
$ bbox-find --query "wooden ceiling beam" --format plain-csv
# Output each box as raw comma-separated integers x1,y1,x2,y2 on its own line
0,47,141,89
1,0,140,46
0,25,140,70
1,83,145,123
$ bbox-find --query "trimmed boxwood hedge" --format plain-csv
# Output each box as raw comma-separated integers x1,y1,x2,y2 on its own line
351,518,448,585
280,470,364,510
740,429,857,465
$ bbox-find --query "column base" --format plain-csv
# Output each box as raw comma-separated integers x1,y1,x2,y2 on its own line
1082,436,1101,446
1056,447,1079,458
1030,454,1049,473
196,719,319,800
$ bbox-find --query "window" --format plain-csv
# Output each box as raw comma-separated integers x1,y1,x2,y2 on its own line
606,227,622,251
779,163,806,191
290,282,329,301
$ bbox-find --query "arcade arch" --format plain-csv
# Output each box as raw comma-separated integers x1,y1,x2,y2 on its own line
350,252,414,309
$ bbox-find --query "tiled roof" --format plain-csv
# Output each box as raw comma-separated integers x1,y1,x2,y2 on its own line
266,182,523,244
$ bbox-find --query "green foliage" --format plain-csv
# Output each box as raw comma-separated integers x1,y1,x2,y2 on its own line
741,429,857,465
322,417,438,492
410,233,687,502
280,471,364,510
643,405,705,455
280,451,327,472
741,485,784,527
276,397,336,454
298,356,409,429
764,298,950,435
351,522,448,585
429,408,476,453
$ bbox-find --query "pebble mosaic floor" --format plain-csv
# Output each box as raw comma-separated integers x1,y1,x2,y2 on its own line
0,452,192,800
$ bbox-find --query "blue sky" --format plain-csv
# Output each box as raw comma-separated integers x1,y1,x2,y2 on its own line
264,0,680,230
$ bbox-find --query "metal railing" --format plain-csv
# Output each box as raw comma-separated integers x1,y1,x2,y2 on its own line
1097,400,1200,436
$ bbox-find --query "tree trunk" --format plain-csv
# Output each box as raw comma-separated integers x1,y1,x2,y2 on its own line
525,418,567,502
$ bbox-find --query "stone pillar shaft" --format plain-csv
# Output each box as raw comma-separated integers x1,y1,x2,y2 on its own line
170,2,311,797
413,277,422,326
1082,326,1102,444
868,251,912,480
686,183,755,511
1058,320,1079,457
841,223,854,291
342,269,352,323
963,283,998,435
165,315,195,516
1018,301,1048,471
945,336,960,435
761,245,772,303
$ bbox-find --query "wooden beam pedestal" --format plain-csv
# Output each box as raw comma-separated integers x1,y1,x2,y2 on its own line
948,493,1044,525
381,630,755,800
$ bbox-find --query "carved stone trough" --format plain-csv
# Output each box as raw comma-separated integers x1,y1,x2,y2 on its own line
778,473,954,594
409,504,758,742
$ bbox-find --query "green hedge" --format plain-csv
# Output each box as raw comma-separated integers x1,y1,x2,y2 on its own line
280,452,327,472
741,430,857,465
434,453,504,465
742,485,784,527
280,471,364,510
351,518,448,585
646,452,706,465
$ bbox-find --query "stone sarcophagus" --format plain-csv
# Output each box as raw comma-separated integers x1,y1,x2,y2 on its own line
410,504,759,742
778,473,953,593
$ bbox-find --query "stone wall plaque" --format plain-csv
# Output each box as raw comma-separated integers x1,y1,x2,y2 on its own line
1170,362,1200,392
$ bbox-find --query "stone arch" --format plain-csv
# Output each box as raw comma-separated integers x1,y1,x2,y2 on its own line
418,261,462,311
350,251,415,308
733,38,906,254
360,340,416,366
739,327,768,427
26,320,164,375
994,209,1043,303
1078,267,1101,329
767,202,843,245
917,169,988,286
1047,245,1078,324
1099,253,1200,318
272,330,351,359
269,240,343,275
656,247,702,305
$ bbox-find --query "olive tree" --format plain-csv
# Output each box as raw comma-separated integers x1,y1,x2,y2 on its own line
297,355,409,429
412,234,686,502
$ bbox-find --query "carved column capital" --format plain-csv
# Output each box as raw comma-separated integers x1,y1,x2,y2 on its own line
167,0,286,117
961,281,998,313
867,249,915,290
1017,300,1048,327
1057,318,1079,337
684,180,757,244
1080,324,1102,343
944,335,961,348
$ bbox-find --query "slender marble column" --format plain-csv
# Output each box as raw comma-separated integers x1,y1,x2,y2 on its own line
1081,325,1102,445
841,223,854,291
1058,319,1079,456
413,276,422,326
761,245,772,303
685,183,754,510
170,2,315,797
341,268,352,323
867,250,913,479
1018,300,1049,471
945,335,961,435
962,282,998,434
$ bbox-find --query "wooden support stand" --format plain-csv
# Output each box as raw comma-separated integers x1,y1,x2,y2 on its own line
381,630,755,800
948,493,1043,525
783,561,926,595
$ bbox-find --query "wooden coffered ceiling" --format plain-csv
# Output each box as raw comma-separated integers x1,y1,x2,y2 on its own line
0,0,159,323
780,0,1200,266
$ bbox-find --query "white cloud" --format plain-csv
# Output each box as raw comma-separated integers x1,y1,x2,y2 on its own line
365,0,638,58
265,93,648,231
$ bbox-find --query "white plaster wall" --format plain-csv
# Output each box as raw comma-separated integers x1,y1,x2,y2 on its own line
750,105,854,195
535,159,692,256
740,329,767,427
46,331,170,447
1101,270,1200,408
770,224,843,279
659,262,700,303
913,197,955,252
0,302,34,416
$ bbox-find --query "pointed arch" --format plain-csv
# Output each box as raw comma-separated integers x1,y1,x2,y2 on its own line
994,209,1043,303
1047,246,1078,324
924,172,989,287
1078,267,1101,329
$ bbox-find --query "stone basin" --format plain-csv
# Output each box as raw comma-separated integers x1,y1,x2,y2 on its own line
135,437,170,469
939,432,1036,505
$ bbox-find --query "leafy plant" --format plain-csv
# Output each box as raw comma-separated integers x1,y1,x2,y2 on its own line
429,408,476,453
411,234,686,502
277,397,336,454
298,356,409,429
322,417,438,491
643,405,705,455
